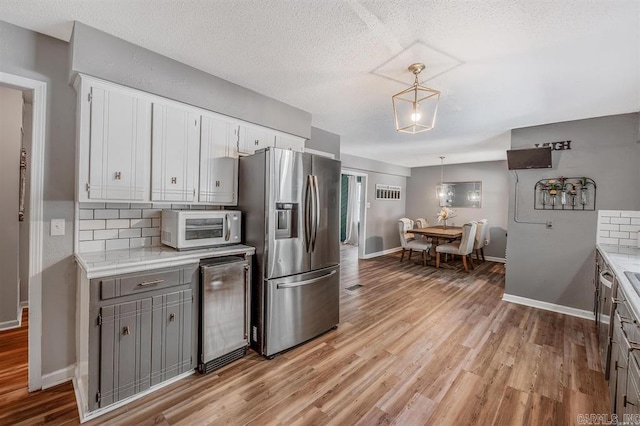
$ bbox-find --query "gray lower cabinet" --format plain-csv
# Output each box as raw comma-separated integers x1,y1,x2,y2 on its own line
88,264,198,411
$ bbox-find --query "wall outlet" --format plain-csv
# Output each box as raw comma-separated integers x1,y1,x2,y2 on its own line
51,218,65,236
546,221,553,229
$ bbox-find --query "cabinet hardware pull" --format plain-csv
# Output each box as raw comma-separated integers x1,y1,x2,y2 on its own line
171,177,177,184
215,180,220,187
114,171,121,180
625,395,635,407
138,279,164,287
612,297,626,305
254,139,259,145
169,313,175,322
122,326,130,335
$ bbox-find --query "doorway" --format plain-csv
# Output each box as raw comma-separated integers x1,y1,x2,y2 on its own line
341,169,368,259
0,72,47,392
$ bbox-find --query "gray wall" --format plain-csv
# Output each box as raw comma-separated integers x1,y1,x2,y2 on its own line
506,113,640,310
70,22,311,139
341,154,408,255
406,160,509,259
0,86,22,325
0,19,77,373
307,127,340,159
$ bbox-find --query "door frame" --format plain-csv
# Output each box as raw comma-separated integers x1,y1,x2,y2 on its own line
0,72,47,392
341,168,368,259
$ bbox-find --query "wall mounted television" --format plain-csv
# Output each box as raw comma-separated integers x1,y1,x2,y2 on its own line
506,147,552,170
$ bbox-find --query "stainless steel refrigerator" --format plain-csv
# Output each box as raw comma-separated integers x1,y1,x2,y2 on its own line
239,147,341,357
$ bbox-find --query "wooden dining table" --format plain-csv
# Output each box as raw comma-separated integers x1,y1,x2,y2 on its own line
411,225,463,239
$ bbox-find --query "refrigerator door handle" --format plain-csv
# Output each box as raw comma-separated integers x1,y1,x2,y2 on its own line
304,175,313,252
311,175,320,251
276,270,337,289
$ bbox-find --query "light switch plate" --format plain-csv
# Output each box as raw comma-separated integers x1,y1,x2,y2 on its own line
51,218,65,236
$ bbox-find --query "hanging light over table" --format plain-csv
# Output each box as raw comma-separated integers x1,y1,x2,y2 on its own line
392,63,441,134
435,156,454,207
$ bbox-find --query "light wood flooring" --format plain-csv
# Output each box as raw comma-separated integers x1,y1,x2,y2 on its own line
0,246,609,425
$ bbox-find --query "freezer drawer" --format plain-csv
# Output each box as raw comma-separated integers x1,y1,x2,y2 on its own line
199,257,250,372
264,265,339,356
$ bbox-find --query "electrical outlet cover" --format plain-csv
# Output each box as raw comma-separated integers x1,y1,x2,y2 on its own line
51,218,65,236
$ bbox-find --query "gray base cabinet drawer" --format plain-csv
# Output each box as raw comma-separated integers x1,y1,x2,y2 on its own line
100,267,193,300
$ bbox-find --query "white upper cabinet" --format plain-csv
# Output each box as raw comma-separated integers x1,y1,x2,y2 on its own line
151,103,201,202
238,124,275,155
84,84,152,201
199,115,238,205
274,133,306,152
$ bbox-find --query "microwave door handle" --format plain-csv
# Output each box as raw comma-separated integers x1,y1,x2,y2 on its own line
225,214,231,241
304,175,312,252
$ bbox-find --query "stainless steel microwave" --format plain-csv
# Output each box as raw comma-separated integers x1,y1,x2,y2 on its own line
161,210,241,250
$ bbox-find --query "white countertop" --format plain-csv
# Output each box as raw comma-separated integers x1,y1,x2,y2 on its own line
597,244,640,320
75,244,255,279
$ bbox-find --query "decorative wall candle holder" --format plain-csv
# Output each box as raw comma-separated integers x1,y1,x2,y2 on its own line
534,177,596,211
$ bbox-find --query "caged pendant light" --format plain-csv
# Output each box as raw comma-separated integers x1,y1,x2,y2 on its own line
392,63,441,134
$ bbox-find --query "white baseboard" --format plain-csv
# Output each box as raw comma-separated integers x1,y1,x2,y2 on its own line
0,318,20,330
362,247,403,259
502,293,594,321
42,364,75,389
20,300,28,308
484,256,506,263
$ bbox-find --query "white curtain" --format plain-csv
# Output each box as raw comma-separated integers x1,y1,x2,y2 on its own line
344,175,359,245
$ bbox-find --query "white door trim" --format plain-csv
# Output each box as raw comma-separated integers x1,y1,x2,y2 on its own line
341,168,368,259
0,72,47,392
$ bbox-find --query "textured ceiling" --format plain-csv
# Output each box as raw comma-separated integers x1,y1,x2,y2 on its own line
1,0,638,167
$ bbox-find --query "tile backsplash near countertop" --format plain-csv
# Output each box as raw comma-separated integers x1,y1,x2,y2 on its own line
597,210,640,247
77,202,220,253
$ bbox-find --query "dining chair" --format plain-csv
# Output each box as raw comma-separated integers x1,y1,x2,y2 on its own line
473,219,489,262
414,218,432,243
436,221,478,272
398,218,432,266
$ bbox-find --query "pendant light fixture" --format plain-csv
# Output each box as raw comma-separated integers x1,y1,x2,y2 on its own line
435,156,454,206
392,63,441,134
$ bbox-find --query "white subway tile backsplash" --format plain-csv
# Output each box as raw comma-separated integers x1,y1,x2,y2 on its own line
120,209,142,219
619,239,638,247
152,218,161,227
119,228,141,238
130,237,153,248
190,205,206,210
621,211,640,218
599,231,610,238
599,217,611,224
78,230,94,241
93,229,119,240
79,219,106,230
600,224,620,231
620,225,640,232
106,239,130,250
133,203,153,209
611,231,630,239
632,218,640,226
599,237,619,245
106,219,130,229
130,219,152,228
79,209,94,220
79,202,106,209
94,209,119,219
611,217,631,225
142,227,160,237
143,209,162,218
79,240,105,252
152,203,172,209
106,203,130,209
152,237,161,246
600,211,622,217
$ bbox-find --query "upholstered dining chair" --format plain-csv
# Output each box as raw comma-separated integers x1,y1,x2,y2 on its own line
436,221,478,272
398,218,432,266
473,219,489,262
414,217,432,243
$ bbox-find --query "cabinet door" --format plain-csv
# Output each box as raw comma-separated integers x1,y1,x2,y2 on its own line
151,103,200,202
199,116,239,205
275,134,305,152
239,125,274,154
89,86,151,201
99,298,152,407
151,289,193,385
